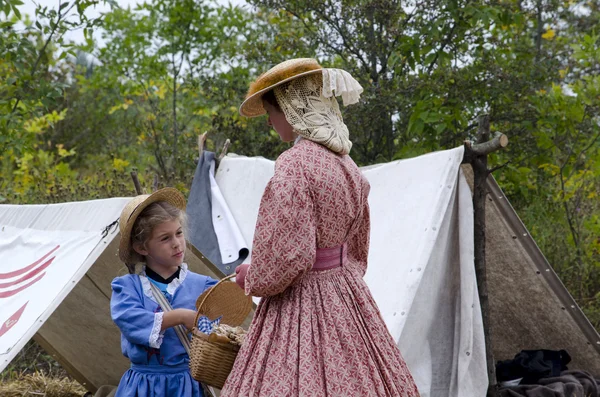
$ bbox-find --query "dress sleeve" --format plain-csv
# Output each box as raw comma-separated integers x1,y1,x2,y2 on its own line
111,276,163,348
245,174,317,297
346,177,371,277
204,276,218,291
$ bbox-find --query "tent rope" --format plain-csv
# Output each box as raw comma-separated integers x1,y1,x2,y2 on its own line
101,218,119,239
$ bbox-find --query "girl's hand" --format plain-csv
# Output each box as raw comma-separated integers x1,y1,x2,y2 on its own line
179,309,197,331
162,308,197,331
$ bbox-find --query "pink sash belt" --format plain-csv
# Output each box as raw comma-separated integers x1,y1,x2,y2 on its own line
312,243,348,271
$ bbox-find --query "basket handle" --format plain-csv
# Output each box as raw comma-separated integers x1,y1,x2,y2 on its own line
193,273,236,330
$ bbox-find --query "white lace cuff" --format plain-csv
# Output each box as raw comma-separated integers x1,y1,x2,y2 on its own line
322,68,363,106
149,312,165,348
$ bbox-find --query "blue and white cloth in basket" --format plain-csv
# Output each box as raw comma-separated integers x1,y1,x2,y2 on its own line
196,315,222,334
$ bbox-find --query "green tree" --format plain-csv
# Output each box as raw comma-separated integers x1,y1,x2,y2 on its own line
0,0,104,153
248,0,600,327
91,0,256,183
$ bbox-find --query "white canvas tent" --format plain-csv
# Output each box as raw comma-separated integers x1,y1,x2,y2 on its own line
1,146,598,396
0,198,130,389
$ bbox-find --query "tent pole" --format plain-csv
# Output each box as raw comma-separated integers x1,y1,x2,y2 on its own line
198,132,208,160
193,132,230,170
130,171,143,195
215,138,231,170
463,115,508,397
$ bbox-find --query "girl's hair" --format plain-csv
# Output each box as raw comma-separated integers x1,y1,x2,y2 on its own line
262,89,281,111
126,201,187,274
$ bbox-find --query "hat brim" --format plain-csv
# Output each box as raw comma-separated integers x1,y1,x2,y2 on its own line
118,188,186,264
239,69,323,118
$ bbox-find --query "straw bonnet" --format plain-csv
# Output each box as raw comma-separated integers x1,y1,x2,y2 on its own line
118,187,186,264
239,58,323,117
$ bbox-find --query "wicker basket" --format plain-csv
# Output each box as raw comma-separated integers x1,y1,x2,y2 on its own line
189,274,252,389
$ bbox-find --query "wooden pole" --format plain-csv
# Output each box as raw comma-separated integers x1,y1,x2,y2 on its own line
474,116,497,397
215,138,231,170
463,115,508,397
130,171,143,195
198,132,208,160
462,131,508,164
153,174,159,192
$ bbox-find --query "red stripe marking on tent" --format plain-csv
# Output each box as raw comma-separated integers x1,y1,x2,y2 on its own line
0,256,55,289
0,302,28,338
0,273,46,298
0,245,59,279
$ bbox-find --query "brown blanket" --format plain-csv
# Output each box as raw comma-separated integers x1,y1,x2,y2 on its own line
499,370,599,397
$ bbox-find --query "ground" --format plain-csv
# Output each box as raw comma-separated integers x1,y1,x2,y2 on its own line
1,340,86,397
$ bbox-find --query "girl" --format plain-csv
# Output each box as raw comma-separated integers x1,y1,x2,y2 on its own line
223,59,420,396
111,187,217,396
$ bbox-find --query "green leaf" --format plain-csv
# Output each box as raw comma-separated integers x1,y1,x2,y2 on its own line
409,119,425,135
424,52,437,66
12,5,21,19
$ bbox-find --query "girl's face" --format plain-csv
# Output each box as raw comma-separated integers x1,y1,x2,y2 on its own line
134,219,185,277
263,100,297,142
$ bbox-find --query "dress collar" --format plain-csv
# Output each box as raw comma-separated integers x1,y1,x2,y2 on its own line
140,263,189,302
145,266,181,284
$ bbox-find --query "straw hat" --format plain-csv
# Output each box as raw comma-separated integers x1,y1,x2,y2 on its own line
239,58,323,117
118,187,186,264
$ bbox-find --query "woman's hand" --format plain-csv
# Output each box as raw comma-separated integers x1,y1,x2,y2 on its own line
235,264,250,291
162,308,197,331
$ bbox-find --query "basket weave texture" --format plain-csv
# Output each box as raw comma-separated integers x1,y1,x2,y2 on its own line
189,274,252,388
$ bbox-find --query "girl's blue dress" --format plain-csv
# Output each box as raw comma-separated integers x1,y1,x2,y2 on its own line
111,263,217,397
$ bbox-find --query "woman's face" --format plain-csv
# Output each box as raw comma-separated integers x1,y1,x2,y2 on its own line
263,100,297,142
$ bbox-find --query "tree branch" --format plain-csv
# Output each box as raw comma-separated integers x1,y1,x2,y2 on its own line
567,129,600,180
278,2,369,71
279,6,351,65
427,20,457,75
7,0,74,126
172,51,178,173
488,161,510,174
466,131,509,156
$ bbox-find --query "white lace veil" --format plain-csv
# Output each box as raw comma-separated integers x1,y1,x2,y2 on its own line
273,69,363,155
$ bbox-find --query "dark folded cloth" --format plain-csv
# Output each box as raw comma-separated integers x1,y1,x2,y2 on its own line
498,370,599,397
564,370,599,397
497,349,571,384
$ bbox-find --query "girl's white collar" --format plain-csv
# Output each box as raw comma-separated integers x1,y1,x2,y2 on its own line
139,263,189,302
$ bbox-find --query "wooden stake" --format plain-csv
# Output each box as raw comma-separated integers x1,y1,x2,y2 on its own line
198,132,208,159
469,132,508,156
194,132,209,165
130,171,143,195
216,139,231,169
153,174,159,192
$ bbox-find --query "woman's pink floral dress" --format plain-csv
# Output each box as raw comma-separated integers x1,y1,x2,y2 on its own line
221,139,420,397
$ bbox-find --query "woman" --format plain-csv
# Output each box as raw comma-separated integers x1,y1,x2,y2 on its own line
223,58,419,396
